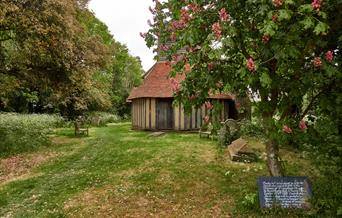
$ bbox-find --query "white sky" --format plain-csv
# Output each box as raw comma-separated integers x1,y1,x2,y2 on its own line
89,0,155,71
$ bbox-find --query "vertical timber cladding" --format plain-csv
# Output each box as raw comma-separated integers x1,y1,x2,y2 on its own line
132,102,135,128
174,103,180,130
196,107,202,129
145,98,150,129
156,98,174,130
202,104,206,126
175,103,203,130
180,104,194,130
137,99,140,128
149,98,151,129
151,98,156,129
135,99,138,128
192,107,196,129
143,98,146,129
141,99,144,129
179,103,184,130
134,100,138,128
138,99,140,128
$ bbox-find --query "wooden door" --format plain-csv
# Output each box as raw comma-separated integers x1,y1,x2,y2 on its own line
156,99,174,130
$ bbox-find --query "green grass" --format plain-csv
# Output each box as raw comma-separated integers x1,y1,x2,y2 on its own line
0,123,318,217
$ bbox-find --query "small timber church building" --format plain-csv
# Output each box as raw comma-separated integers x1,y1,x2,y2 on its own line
127,61,239,131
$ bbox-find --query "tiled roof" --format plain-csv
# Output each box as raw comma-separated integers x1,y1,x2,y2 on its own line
127,61,233,101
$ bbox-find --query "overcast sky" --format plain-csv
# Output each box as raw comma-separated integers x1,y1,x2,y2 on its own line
89,0,155,71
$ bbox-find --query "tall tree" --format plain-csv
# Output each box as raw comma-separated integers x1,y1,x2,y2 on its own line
111,42,143,116
0,0,110,114
0,0,143,117
144,0,341,176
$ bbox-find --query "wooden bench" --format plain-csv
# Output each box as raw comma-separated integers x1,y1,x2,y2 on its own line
199,123,214,139
74,117,89,136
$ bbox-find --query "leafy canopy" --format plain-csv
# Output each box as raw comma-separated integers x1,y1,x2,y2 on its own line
145,0,341,134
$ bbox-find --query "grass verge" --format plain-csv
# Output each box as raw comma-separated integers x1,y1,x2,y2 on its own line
0,123,319,217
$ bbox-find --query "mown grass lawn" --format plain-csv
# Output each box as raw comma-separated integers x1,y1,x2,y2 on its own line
0,123,316,217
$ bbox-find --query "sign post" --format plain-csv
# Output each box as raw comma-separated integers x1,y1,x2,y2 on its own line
257,176,312,209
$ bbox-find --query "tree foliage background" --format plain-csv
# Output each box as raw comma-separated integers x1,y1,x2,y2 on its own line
0,0,143,118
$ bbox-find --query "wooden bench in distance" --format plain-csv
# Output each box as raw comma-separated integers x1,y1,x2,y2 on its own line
199,123,214,139
74,119,89,136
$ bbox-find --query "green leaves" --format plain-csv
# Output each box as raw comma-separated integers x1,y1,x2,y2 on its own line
260,20,278,36
260,71,272,88
298,4,313,13
300,17,315,29
314,21,329,35
278,10,292,21
0,0,144,116
284,0,295,5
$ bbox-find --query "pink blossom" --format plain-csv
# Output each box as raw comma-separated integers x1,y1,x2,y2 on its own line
262,34,270,44
189,94,197,101
272,15,278,22
181,8,191,23
170,32,177,42
147,19,153,27
208,62,215,71
205,101,214,110
171,54,184,64
312,0,321,11
282,125,293,134
325,50,334,62
246,58,256,72
272,0,283,7
170,78,180,93
159,44,169,52
188,3,201,13
171,20,187,30
219,8,230,22
203,115,210,124
298,120,307,131
212,22,222,40
313,57,322,67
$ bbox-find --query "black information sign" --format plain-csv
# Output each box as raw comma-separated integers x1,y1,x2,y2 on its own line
257,176,312,208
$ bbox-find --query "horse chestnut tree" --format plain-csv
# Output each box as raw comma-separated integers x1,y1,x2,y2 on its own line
144,0,341,176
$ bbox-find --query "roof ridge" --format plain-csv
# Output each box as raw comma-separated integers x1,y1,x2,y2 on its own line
143,61,170,79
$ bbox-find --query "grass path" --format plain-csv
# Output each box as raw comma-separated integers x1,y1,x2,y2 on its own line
0,123,313,217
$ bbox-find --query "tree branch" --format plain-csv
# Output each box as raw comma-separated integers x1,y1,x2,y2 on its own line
300,80,336,120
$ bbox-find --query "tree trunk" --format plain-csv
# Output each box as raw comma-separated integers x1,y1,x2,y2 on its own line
266,139,284,176
260,89,284,176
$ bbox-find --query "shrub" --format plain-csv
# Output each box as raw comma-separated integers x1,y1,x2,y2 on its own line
86,112,120,127
239,119,265,138
0,113,65,156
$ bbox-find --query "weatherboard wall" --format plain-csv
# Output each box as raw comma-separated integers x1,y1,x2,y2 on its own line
131,98,236,131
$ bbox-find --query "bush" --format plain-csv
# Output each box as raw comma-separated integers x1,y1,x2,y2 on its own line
239,119,265,138
0,113,65,156
86,112,120,127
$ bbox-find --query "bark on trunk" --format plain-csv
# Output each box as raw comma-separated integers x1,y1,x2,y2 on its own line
266,139,283,176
